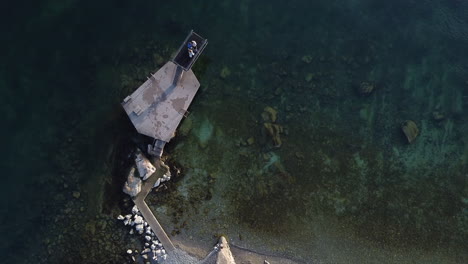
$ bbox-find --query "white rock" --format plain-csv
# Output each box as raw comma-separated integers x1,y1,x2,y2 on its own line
135,152,156,180
125,214,132,219
155,249,162,256
129,229,134,235
127,249,133,254
144,222,148,227
132,205,139,214
123,219,130,226
134,215,143,224
142,248,151,254
161,249,166,255
135,224,144,232
123,168,142,197
151,244,156,250
142,254,148,260
145,236,151,241
129,220,135,226
145,243,150,247
153,178,161,188
162,254,167,260
117,215,125,220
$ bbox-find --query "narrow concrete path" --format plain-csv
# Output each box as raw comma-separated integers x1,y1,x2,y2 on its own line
133,160,175,252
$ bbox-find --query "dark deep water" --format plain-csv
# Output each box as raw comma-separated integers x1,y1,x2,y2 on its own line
1,0,467,263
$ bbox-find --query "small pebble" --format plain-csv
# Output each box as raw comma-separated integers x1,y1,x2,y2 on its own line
127,249,132,254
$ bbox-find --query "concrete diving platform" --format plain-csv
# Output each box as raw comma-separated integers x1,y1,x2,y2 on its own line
121,61,200,143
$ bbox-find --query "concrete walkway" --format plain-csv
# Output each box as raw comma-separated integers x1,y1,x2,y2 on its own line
133,160,175,252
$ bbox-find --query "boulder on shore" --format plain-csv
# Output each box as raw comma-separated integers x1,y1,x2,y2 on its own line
123,167,142,197
135,151,156,180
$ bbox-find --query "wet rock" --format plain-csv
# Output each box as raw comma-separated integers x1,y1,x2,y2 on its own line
261,106,278,122
264,123,283,147
401,120,419,143
72,191,80,199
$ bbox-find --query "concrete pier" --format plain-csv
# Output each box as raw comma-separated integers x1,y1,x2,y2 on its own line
133,160,175,252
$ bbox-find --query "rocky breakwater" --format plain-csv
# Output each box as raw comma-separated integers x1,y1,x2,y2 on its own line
117,205,168,263
119,149,172,263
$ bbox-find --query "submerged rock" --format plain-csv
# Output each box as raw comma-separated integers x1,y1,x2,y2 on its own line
401,120,419,143
72,191,80,199
358,81,375,95
432,111,445,121
196,118,214,148
220,66,231,78
261,106,278,122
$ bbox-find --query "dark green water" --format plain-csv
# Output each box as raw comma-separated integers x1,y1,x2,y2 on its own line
1,0,467,263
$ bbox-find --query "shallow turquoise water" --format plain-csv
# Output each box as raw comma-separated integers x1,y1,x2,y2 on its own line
1,0,467,263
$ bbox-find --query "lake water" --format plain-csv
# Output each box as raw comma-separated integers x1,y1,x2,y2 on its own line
1,0,467,263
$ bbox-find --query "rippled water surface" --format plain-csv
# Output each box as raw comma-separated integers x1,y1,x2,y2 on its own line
1,0,467,263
